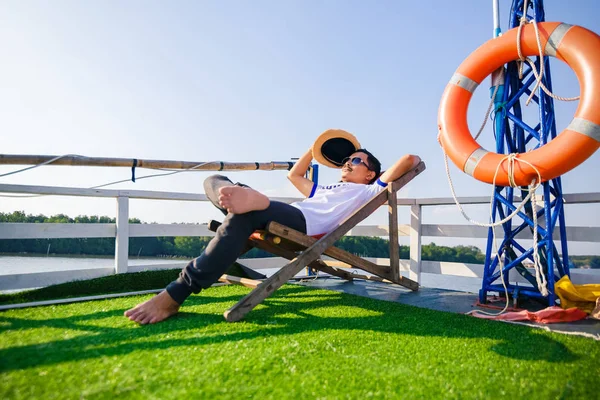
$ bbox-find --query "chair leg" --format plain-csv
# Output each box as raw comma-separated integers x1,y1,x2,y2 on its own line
224,257,309,322
308,261,355,281
245,233,357,282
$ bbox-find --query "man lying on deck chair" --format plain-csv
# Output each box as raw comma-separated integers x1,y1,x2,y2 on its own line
124,148,421,324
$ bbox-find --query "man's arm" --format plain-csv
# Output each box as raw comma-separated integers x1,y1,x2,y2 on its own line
287,149,316,197
379,154,421,184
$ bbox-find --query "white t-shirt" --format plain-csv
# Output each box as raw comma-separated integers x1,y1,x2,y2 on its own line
291,178,388,236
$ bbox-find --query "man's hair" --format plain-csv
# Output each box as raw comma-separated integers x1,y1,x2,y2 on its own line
356,148,381,184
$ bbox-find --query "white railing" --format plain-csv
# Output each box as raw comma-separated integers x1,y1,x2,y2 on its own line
1,183,599,291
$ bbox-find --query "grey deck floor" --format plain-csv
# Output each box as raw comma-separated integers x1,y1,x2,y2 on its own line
295,277,600,340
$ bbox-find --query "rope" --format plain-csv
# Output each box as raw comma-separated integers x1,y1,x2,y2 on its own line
530,186,549,295
89,161,213,189
0,155,214,196
443,151,546,316
475,83,500,142
0,154,85,178
0,154,86,198
443,152,541,227
516,0,580,105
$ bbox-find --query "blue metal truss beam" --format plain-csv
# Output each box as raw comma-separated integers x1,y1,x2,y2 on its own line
479,0,570,306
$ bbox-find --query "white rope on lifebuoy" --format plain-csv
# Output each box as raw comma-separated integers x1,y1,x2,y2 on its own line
516,0,580,105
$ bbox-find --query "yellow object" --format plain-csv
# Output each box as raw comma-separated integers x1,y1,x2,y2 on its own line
272,236,281,244
555,275,600,314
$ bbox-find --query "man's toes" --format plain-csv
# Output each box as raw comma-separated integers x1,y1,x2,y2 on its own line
219,186,235,196
124,306,141,317
219,196,232,208
127,308,147,322
129,312,143,323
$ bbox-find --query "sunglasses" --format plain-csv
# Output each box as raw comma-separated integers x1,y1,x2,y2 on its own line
342,156,372,170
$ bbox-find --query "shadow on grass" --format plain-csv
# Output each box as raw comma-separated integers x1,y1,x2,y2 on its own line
0,285,583,372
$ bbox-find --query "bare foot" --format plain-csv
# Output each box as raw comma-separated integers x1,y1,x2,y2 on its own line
218,185,270,214
124,290,180,325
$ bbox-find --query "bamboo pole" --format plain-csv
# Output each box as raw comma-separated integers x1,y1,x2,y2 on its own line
0,154,295,171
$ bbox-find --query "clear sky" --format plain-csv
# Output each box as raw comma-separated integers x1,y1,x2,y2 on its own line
1,1,599,253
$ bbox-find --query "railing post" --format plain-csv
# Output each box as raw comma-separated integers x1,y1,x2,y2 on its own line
115,196,129,274
409,204,422,284
388,186,400,281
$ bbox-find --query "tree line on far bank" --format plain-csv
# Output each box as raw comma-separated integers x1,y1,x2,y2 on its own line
1,211,598,268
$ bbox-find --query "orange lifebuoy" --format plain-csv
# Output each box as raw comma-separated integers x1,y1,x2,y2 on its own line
438,22,600,186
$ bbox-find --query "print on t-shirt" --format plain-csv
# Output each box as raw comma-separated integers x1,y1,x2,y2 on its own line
291,179,388,236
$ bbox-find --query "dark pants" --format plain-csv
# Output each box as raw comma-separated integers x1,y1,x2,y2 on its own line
166,175,307,304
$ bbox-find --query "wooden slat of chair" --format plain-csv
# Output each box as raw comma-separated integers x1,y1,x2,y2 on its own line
307,263,357,281
265,222,391,278
218,274,262,288
247,232,357,281
246,229,391,283
223,161,425,322
316,260,400,283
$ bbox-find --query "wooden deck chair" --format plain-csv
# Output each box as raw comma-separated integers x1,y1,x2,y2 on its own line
210,161,426,322
218,261,266,288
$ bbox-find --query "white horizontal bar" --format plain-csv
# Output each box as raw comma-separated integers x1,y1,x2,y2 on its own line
128,224,214,237
345,225,411,237
0,183,208,201
0,267,115,290
563,192,600,204
421,224,600,242
0,184,302,203
2,183,597,206
570,269,600,284
2,223,598,242
416,196,498,205
416,193,600,206
0,223,115,239
421,261,485,278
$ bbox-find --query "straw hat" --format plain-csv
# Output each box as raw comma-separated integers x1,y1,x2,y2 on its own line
312,129,361,169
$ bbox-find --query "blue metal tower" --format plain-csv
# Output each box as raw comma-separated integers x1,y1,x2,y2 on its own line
479,0,570,306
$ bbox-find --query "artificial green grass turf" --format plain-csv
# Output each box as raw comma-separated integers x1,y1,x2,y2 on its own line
0,269,181,305
1,285,598,400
